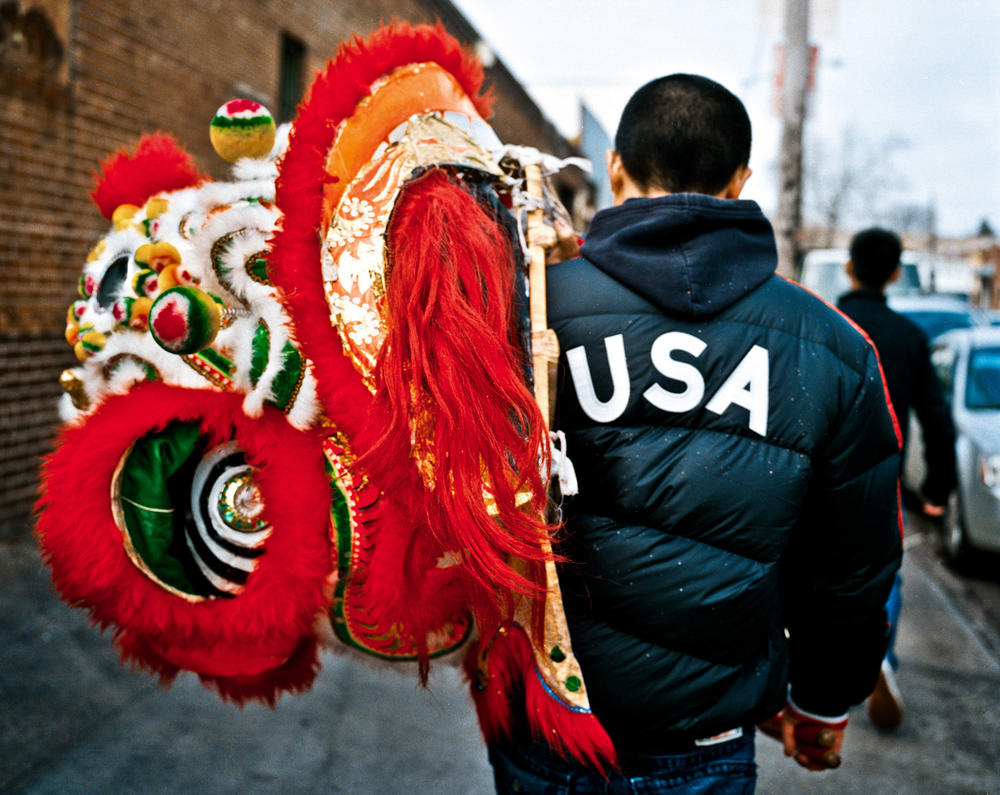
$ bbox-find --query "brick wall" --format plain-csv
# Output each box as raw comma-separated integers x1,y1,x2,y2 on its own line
0,0,584,533
0,332,74,536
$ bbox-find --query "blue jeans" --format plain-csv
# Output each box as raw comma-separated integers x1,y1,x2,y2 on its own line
488,731,756,794
885,572,903,670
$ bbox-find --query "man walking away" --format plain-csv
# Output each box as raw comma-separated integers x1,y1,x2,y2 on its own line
838,227,957,731
487,74,903,793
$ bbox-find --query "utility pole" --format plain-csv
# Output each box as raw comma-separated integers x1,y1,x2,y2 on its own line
775,0,810,278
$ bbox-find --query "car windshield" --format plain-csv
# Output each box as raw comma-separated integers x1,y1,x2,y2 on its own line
965,347,1000,409
892,264,921,294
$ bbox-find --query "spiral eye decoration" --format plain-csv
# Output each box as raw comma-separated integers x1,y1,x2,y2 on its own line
187,442,272,595
113,421,272,600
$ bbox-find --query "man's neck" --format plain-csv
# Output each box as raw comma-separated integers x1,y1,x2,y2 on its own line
850,279,886,294
613,183,669,205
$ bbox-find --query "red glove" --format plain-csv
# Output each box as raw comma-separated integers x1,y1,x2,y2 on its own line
758,701,847,771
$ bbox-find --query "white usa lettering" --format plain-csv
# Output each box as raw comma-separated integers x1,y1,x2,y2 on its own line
566,334,631,422
566,332,770,436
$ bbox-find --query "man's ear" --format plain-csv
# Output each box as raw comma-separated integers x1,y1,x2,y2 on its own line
719,165,752,199
845,259,855,280
606,150,626,205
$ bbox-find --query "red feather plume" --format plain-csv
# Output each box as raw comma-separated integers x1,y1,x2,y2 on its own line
90,132,207,219
465,628,617,774
366,171,553,599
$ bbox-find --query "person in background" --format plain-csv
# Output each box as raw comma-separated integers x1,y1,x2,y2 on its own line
838,227,957,731
487,74,902,793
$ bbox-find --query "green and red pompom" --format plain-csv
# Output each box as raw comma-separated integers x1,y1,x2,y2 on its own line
74,329,106,361
113,296,152,331
132,268,159,298
78,272,97,299
149,286,223,354
210,100,276,162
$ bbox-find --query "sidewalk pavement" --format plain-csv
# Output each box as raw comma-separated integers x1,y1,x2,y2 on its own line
2,529,998,794
754,533,1000,794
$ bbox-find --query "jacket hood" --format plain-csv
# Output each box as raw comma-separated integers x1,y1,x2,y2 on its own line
579,193,778,319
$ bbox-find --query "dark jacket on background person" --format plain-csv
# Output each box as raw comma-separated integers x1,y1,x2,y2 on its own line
837,288,957,504
546,193,903,752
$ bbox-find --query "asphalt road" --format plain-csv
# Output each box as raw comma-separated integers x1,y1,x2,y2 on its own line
2,518,998,794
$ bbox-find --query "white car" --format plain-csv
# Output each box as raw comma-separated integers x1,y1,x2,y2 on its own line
888,294,988,341
928,327,1000,566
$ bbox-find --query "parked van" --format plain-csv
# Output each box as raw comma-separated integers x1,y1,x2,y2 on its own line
798,248,922,304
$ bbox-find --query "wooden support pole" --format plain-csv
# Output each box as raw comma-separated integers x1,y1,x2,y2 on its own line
525,164,560,429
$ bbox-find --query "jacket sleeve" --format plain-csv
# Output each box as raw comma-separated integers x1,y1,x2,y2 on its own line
784,345,903,717
912,334,957,505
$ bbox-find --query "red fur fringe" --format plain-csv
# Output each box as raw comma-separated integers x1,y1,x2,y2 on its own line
116,632,322,707
466,627,618,773
35,382,333,702
90,132,207,220
270,22,492,446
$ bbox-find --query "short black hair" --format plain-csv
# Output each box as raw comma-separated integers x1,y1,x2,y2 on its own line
614,74,751,195
849,227,902,288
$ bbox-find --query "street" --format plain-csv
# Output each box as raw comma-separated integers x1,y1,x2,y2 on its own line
1,515,998,794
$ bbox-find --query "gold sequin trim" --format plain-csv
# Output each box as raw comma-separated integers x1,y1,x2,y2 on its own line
180,353,234,391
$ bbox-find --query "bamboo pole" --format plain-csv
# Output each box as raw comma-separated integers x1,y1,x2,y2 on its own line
525,164,560,429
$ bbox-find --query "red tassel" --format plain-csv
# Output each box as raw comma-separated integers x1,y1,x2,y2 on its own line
268,20,555,685
464,628,523,744
333,463,474,683
466,627,618,774
90,133,207,219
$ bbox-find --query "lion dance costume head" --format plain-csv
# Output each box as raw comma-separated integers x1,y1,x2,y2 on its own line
36,22,615,770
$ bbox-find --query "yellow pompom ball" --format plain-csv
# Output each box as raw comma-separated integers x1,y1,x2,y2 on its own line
210,99,276,162
87,239,107,263
144,197,169,219
129,297,153,330
157,264,181,290
75,329,106,360
112,204,140,231
134,241,181,273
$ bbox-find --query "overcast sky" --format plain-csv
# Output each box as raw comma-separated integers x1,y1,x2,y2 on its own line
452,0,1000,238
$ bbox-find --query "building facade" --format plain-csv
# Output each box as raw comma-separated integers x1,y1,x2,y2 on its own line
0,0,586,534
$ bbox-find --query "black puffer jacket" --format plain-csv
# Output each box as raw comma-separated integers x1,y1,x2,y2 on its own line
838,289,956,504
547,194,902,751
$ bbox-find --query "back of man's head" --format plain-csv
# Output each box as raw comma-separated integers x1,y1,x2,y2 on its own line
614,74,751,196
849,227,902,289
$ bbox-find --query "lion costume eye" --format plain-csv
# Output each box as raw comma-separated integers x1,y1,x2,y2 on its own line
97,254,130,310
